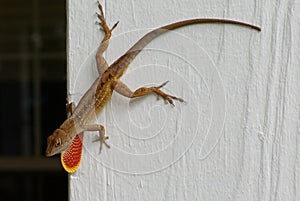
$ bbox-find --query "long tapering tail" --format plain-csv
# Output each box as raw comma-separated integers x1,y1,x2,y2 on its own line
110,18,261,75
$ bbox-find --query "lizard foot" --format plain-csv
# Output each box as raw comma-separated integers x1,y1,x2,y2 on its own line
97,2,119,35
132,81,186,106
153,81,185,106
92,125,110,153
93,134,110,154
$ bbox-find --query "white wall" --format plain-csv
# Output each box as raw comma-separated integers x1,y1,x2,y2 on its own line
68,0,300,200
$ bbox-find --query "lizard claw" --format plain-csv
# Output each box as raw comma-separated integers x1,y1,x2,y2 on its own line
111,21,119,31
93,134,110,153
162,94,185,106
156,81,169,89
153,81,185,106
96,3,119,35
97,2,105,16
96,12,102,18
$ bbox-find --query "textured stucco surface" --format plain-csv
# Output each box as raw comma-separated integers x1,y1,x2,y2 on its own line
68,0,300,200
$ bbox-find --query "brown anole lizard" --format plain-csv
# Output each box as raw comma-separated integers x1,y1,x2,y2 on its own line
45,2,260,172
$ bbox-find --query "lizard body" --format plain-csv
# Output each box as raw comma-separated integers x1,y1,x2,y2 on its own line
45,3,260,171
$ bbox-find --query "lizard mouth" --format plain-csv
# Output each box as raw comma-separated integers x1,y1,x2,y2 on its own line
45,143,55,157
45,150,53,157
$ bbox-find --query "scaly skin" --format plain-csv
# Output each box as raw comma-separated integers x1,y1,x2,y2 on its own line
45,2,260,157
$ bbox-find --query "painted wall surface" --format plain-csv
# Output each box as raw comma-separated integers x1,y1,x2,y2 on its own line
68,0,300,200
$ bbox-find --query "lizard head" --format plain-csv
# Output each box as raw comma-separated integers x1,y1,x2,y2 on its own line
45,129,72,157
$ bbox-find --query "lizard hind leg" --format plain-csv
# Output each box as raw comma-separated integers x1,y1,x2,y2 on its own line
96,2,119,75
114,80,185,106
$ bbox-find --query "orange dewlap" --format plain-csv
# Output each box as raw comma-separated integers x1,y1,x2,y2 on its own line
61,132,84,173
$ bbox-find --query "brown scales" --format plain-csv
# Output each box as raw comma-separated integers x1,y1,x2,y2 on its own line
45,2,260,163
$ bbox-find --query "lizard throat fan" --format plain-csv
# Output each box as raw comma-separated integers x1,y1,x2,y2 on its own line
61,132,84,173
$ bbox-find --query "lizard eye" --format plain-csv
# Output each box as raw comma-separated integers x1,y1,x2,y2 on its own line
55,138,62,147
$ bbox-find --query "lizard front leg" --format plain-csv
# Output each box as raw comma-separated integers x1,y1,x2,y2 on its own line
66,101,76,117
82,124,110,153
114,80,185,106
96,2,119,75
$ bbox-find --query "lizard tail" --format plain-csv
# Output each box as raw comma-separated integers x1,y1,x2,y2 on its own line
61,132,84,173
110,18,261,75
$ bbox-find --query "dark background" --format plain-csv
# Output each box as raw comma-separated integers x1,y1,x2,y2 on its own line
0,0,68,200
